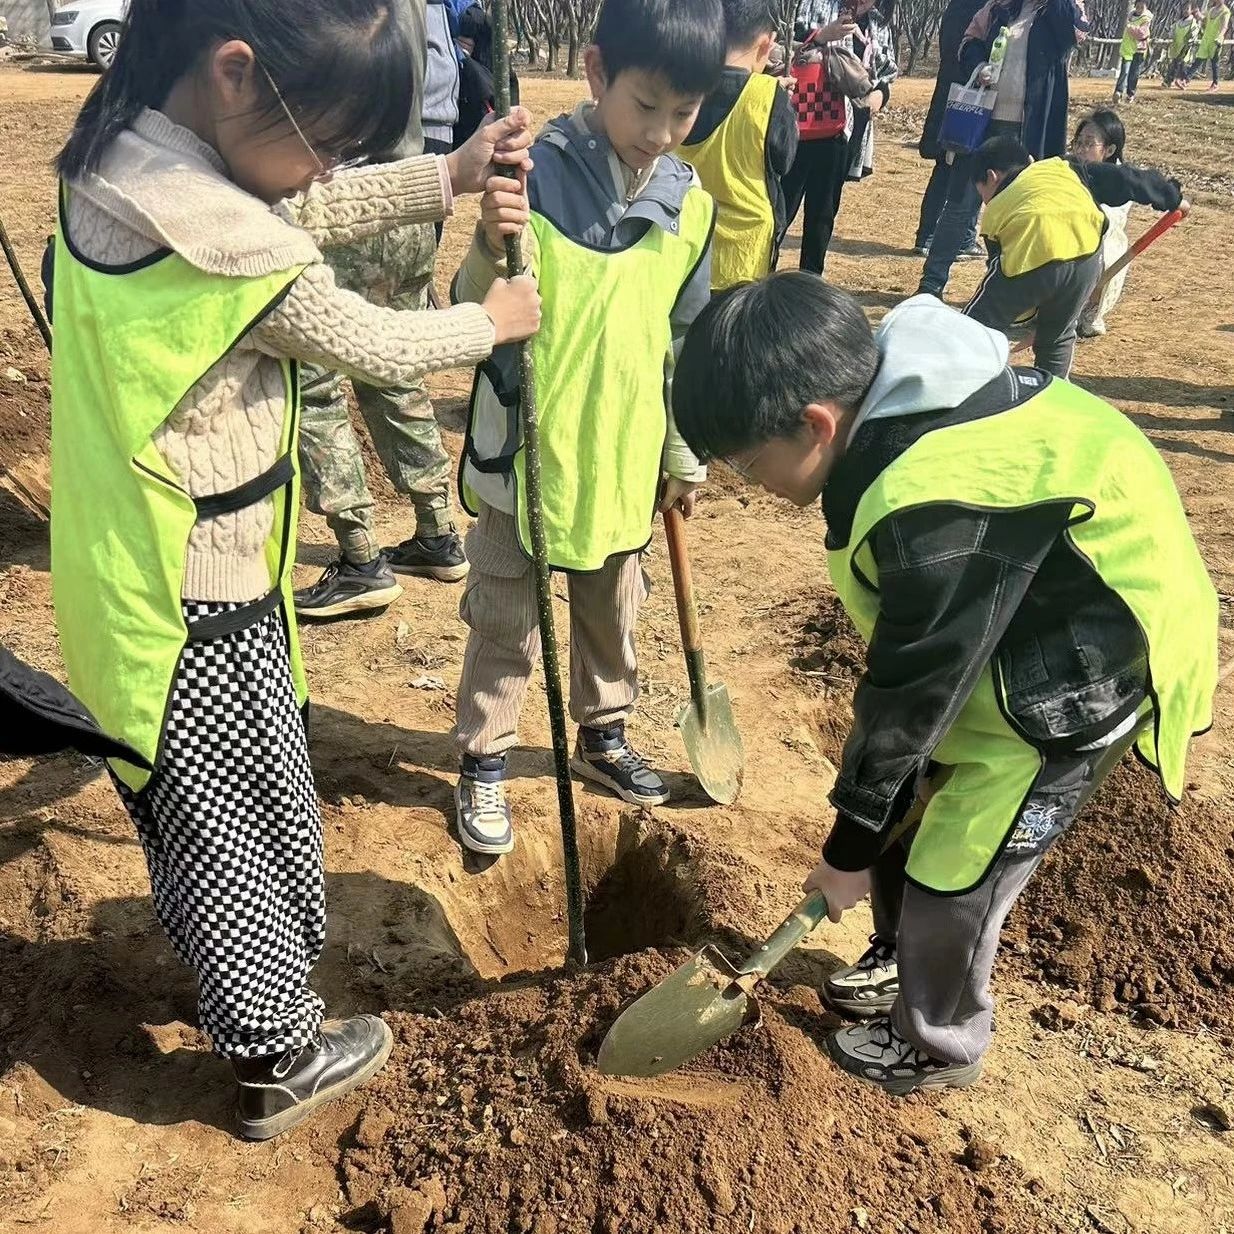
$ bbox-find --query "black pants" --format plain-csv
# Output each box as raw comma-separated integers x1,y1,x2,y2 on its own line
965,248,1103,378
783,134,849,274
872,719,1145,1065
1163,53,1189,84
1115,52,1145,97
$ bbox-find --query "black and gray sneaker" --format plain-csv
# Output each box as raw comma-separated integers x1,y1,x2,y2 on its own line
956,239,987,262
234,1014,393,1141
823,934,899,1017
385,529,469,582
294,556,403,620
826,1017,983,1096
570,724,670,807
455,754,514,855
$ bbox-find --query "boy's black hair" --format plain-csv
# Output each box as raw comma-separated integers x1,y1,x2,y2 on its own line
1073,108,1125,164
593,0,727,96
968,135,1033,186
58,0,414,179
721,0,777,49
672,274,879,462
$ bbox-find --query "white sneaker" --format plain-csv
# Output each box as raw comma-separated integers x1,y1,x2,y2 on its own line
823,935,899,1016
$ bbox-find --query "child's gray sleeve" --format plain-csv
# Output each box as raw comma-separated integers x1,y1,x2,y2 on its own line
661,226,716,482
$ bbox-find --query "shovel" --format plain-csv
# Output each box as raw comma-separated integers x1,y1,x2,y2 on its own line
663,506,744,805
597,889,829,1077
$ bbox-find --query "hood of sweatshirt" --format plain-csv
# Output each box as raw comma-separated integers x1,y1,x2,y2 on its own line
848,294,1011,438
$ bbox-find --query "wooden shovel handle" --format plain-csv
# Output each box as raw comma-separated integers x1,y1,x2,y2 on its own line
1011,207,1186,358
664,506,702,655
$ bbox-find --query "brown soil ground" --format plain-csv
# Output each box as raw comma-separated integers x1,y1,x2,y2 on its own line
2,66,1233,1234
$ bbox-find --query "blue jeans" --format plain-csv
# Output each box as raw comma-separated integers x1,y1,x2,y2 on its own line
919,120,1020,296
916,158,979,251
918,156,982,294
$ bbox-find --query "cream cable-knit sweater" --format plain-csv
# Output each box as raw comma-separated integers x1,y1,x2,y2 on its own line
65,109,495,603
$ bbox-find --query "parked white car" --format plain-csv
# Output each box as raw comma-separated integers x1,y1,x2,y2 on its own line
48,1,127,69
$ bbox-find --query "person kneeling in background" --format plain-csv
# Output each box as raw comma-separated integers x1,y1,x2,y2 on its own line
670,275,1216,1094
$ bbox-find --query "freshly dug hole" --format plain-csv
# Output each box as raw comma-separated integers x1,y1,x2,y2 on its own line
583,822,709,961
436,812,714,977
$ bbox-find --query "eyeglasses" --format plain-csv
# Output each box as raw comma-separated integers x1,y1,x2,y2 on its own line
257,59,368,183
723,442,770,480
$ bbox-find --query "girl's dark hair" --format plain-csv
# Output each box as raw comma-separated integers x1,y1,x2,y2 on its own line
58,0,414,179
672,274,879,462
1073,108,1125,163
593,0,727,97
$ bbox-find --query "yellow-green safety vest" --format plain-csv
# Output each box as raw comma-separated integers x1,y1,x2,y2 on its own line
463,185,716,573
679,72,779,291
1199,5,1230,57
829,375,1217,894
50,191,308,791
981,158,1107,279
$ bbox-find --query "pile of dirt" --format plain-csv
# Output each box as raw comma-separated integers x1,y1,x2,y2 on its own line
339,954,1059,1234
1007,759,1234,1038
795,594,1234,1038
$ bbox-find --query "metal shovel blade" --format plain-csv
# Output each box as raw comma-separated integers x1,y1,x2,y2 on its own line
676,683,744,806
597,944,756,1078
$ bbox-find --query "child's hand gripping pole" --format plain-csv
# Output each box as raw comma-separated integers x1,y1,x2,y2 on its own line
490,0,588,968
1010,206,1188,358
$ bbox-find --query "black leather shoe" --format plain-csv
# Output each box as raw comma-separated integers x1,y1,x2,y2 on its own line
234,1014,393,1141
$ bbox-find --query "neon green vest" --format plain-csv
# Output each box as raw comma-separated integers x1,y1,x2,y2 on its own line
50,194,308,790
465,185,715,573
679,73,778,291
828,376,1217,893
981,158,1107,278
1199,5,1229,57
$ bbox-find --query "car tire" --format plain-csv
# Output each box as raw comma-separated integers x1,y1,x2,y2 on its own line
87,21,123,69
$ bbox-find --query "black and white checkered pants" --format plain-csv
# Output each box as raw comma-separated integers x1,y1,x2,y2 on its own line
113,601,325,1060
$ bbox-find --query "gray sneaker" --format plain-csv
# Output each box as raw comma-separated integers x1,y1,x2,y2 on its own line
570,723,669,806
823,935,899,1016
827,1017,983,1096
956,240,987,262
456,754,514,855
294,557,403,620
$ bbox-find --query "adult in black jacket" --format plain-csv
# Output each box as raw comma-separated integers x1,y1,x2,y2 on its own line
918,0,1085,298
915,0,989,252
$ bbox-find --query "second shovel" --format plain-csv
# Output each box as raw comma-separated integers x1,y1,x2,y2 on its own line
663,506,744,805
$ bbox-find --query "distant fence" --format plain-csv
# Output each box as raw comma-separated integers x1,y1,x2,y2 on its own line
1076,34,1234,73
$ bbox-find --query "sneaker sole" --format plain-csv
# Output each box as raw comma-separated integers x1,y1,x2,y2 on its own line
295,583,403,620
238,1019,394,1141
570,756,671,807
389,561,471,583
822,987,899,1018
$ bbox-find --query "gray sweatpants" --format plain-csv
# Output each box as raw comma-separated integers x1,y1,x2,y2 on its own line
875,720,1144,1065
965,248,1103,378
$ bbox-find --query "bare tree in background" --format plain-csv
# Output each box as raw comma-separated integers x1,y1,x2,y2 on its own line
499,0,602,75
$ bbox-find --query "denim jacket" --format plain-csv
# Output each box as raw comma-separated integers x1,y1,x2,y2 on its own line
821,369,1149,872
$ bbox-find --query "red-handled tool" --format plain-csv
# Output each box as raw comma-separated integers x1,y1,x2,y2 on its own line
1011,206,1187,358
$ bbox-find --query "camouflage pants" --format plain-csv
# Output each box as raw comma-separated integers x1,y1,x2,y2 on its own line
298,222,455,564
